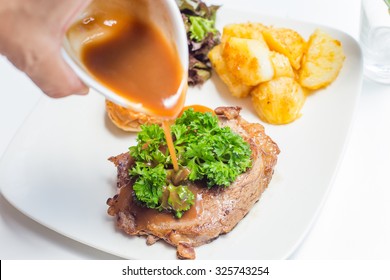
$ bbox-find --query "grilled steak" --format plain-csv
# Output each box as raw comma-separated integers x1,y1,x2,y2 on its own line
106,106,280,259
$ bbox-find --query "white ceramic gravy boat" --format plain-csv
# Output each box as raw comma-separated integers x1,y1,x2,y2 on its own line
62,0,188,117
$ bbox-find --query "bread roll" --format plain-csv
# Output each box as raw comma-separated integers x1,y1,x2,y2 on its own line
105,100,163,132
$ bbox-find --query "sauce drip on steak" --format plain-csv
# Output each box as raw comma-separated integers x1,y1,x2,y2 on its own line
107,106,280,259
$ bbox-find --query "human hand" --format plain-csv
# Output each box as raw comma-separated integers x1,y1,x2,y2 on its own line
0,0,92,98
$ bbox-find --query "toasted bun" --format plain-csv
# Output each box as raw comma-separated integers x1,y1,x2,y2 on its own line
105,100,163,132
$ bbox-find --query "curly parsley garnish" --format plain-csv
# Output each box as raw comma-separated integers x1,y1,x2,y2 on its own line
129,109,252,218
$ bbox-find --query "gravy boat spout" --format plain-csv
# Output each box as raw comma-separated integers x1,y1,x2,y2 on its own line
62,0,189,118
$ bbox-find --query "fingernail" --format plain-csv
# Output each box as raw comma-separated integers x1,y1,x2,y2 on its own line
74,86,90,95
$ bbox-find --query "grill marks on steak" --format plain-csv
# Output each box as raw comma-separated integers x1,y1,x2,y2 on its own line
106,106,280,259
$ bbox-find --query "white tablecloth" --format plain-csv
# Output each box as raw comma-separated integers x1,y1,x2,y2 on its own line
1,0,389,259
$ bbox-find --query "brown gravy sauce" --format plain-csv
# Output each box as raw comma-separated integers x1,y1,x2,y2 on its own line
76,8,185,118
73,6,187,178
111,183,204,228
162,121,179,171
133,185,203,229
80,10,217,221
108,105,217,222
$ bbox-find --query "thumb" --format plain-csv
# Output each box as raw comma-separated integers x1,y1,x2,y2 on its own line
25,45,89,98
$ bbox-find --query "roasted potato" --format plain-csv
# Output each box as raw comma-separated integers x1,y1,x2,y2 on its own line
262,27,306,70
208,45,253,98
208,21,345,126
251,77,306,125
222,37,274,86
269,51,295,79
222,22,268,42
298,29,345,90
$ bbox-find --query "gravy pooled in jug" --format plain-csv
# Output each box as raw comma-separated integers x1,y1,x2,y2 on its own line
70,6,186,118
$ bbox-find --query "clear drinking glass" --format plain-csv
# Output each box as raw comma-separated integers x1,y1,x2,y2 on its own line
359,0,390,84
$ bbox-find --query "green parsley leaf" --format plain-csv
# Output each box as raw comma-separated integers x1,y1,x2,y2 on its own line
129,124,168,165
130,163,166,209
175,110,252,187
161,184,195,218
128,109,252,217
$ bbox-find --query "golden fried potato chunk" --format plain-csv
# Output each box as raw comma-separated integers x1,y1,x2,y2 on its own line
222,37,274,86
208,45,253,98
222,22,268,42
298,29,345,90
262,27,306,70
269,51,295,79
251,77,306,125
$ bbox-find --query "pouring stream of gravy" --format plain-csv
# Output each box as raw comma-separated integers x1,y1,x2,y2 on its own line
70,6,187,171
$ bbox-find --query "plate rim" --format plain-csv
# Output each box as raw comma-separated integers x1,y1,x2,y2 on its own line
0,7,363,260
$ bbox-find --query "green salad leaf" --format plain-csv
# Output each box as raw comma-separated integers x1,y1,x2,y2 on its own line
129,109,252,217
188,16,218,42
176,0,221,85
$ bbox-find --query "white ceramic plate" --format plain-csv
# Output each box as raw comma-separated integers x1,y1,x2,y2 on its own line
0,8,362,259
